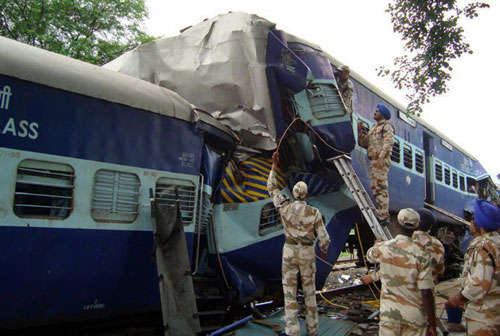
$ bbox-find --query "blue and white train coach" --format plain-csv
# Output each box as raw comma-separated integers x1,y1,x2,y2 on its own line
0,36,236,328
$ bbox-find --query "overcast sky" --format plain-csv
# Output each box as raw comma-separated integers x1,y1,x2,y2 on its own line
144,0,499,185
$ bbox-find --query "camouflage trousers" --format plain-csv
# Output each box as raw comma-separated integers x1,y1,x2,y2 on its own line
378,321,427,336
282,243,318,336
466,318,500,336
369,158,390,220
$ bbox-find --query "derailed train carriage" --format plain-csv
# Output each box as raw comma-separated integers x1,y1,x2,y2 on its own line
0,11,497,333
107,11,498,290
0,35,237,330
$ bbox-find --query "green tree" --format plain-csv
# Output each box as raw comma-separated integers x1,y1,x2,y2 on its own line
379,1,489,115
0,0,154,65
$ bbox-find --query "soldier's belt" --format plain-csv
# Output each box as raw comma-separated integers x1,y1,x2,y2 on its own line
285,238,314,246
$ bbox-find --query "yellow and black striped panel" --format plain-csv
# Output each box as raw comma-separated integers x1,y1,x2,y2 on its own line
217,157,287,204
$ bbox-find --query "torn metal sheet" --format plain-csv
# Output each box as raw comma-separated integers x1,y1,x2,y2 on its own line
105,12,278,150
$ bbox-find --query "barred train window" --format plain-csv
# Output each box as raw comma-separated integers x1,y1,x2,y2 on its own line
259,202,282,236
452,171,458,189
459,175,465,191
91,170,140,223
435,162,443,182
403,144,413,169
391,139,400,163
444,167,451,185
415,150,424,173
14,159,74,219
156,178,196,226
306,83,345,119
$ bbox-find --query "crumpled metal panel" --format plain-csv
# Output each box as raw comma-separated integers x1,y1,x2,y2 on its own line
105,12,279,150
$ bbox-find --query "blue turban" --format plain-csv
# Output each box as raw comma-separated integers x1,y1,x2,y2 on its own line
377,104,391,120
474,199,500,231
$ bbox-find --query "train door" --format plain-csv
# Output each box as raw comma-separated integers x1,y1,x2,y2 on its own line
423,132,435,204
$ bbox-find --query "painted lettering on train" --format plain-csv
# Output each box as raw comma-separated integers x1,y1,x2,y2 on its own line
179,152,195,167
1,117,39,139
0,85,11,110
0,85,39,140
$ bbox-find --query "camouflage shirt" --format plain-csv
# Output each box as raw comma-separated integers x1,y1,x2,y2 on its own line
358,119,395,161
461,231,500,324
337,78,354,115
366,235,434,327
267,170,330,253
412,230,445,284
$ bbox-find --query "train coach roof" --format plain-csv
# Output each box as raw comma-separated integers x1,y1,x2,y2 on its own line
323,53,480,162
0,36,233,137
280,32,480,162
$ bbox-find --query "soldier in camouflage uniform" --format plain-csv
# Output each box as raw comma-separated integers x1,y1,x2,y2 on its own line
413,208,445,284
361,208,437,336
336,65,354,115
446,199,500,335
357,104,395,225
267,151,331,336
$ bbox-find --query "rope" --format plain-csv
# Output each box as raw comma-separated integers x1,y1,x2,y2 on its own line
355,222,381,301
278,116,350,267
362,300,380,308
315,254,335,268
277,117,357,304
318,292,349,309
275,117,350,155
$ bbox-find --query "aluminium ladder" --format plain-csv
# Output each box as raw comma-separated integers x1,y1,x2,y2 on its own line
328,155,393,241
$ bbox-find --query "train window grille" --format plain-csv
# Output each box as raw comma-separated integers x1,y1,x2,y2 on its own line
156,178,196,226
444,167,451,185
403,144,413,169
91,170,140,223
435,162,443,182
306,83,346,119
459,175,466,191
391,139,400,163
14,159,74,219
452,171,458,189
259,202,282,236
415,151,424,173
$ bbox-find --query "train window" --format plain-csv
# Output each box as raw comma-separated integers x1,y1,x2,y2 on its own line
444,167,450,185
467,178,477,193
91,170,140,223
14,159,74,219
259,202,282,235
156,178,196,226
435,162,443,182
306,83,345,119
403,144,413,169
415,151,424,173
452,171,458,189
391,139,400,163
459,175,465,191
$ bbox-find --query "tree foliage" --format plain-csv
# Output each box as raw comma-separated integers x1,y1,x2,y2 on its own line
0,0,154,65
379,0,489,115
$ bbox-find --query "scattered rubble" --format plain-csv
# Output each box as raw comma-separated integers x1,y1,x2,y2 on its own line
320,264,381,335
324,264,370,290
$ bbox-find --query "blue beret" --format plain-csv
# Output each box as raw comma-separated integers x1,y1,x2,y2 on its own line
377,104,391,120
474,199,500,231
